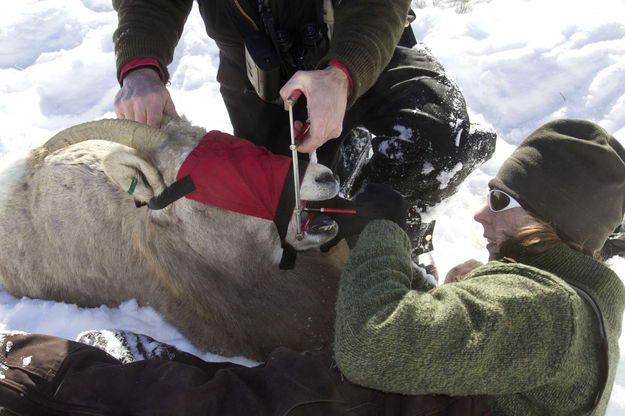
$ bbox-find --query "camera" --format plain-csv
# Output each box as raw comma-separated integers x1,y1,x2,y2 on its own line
245,22,329,103
277,23,328,73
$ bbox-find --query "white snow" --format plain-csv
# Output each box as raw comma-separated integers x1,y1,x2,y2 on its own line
0,0,624,413
437,162,463,189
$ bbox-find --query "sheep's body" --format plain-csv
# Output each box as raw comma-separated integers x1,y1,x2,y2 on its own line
0,118,346,360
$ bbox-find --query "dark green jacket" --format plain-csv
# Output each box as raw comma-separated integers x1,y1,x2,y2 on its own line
112,0,411,106
335,220,625,415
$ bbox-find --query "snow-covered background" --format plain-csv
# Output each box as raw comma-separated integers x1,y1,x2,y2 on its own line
1,0,624,412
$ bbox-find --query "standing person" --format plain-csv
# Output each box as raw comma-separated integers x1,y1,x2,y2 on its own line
112,0,496,210
334,119,625,415
1,119,621,415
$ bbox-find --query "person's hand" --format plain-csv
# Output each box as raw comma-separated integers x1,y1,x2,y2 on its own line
320,183,408,251
114,68,180,128
352,183,409,229
444,259,483,284
280,65,349,153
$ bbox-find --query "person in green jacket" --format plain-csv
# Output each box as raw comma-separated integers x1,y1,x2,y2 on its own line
111,0,496,209
334,118,625,415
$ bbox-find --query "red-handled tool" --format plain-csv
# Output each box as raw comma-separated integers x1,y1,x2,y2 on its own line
286,90,358,240
287,89,305,240
295,121,310,144
303,207,357,214
287,91,311,143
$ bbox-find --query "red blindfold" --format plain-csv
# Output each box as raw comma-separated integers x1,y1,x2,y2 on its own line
176,131,306,220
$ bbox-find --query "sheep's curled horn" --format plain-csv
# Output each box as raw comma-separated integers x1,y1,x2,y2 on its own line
44,119,171,203
44,119,170,153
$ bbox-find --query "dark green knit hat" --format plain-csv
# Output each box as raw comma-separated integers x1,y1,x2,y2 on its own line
489,119,625,254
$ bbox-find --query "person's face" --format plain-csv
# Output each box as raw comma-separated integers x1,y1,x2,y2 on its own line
473,190,539,260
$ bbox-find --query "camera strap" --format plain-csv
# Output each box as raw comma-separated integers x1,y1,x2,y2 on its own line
258,0,280,54
322,0,334,39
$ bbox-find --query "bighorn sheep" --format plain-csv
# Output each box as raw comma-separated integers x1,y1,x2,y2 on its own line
0,117,348,360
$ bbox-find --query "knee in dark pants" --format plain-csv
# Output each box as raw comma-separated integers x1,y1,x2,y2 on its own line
360,121,496,209
338,43,497,210
335,119,495,262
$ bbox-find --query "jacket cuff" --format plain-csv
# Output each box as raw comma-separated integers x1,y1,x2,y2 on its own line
327,59,354,99
118,58,166,85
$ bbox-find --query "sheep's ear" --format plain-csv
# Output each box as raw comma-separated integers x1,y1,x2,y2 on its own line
103,149,166,204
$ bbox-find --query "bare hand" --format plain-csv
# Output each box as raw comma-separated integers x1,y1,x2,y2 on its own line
280,66,349,153
114,68,180,128
444,259,484,284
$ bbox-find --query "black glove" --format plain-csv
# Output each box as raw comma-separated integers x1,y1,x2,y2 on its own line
353,183,409,228
320,183,409,251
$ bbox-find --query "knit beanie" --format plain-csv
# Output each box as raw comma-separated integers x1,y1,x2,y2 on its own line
489,119,625,254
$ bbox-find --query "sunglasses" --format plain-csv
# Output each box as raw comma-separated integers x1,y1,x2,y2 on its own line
488,189,522,212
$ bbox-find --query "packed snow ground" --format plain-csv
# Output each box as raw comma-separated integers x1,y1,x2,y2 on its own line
1,0,624,412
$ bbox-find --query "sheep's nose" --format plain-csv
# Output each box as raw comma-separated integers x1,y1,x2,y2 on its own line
315,171,336,185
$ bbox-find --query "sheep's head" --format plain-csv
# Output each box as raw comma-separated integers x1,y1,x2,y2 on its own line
45,119,340,255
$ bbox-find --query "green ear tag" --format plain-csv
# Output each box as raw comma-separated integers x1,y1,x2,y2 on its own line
127,177,138,195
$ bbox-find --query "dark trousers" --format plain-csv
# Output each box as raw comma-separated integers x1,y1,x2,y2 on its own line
0,332,492,416
218,44,496,209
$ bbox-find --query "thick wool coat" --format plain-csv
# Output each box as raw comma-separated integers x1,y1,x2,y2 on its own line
335,220,625,415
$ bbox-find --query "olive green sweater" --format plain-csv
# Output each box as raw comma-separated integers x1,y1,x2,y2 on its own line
335,220,625,415
112,0,411,106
